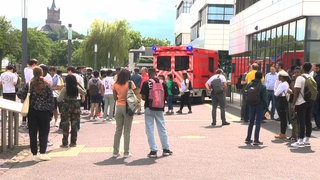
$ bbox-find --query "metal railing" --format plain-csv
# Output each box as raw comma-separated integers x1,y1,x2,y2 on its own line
0,98,22,152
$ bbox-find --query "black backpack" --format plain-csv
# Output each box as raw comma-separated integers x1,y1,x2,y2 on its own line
245,82,261,105
211,75,224,94
171,81,180,95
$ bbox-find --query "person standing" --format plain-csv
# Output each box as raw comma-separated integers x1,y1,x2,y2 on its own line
22,59,38,127
83,67,93,113
265,66,277,120
291,63,314,147
57,75,86,148
88,70,104,120
244,71,267,145
17,67,54,161
112,69,137,158
131,67,142,115
141,68,172,158
102,70,115,121
49,66,64,127
240,65,251,123
274,71,291,139
176,73,192,114
205,69,230,126
0,65,18,101
312,64,320,130
166,74,174,115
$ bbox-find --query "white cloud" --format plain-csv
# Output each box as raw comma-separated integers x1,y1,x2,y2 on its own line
1,0,175,37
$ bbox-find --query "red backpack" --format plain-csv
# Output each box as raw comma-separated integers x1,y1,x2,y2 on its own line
148,78,165,110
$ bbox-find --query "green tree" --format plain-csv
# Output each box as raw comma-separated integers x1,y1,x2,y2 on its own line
129,30,142,49
48,41,68,66
0,16,20,70
27,29,52,64
142,37,170,47
81,19,131,69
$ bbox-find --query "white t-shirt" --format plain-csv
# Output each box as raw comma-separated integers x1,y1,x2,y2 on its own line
44,74,53,86
24,67,33,83
73,73,84,100
102,76,115,95
0,71,18,93
181,79,190,92
294,74,308,105
52,74,62,98
274,81,289,97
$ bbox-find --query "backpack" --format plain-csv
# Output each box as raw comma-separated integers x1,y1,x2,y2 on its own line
89,79,100,96
211,75,224,94
236,74,244,90
126,81,139,116
171,81,180,95
148,78,165,110
301,75,317,102
245,82,261,105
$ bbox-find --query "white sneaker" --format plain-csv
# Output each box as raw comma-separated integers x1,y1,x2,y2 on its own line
38,154,51,161
112,153,120,158
123,153,132,158
47,141,53,146
303,137,310,145
33,155,39,161
291,141,305,148
288,124,292,130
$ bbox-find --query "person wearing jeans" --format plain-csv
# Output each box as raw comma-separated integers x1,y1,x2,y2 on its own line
244,71,267,145
141,68,172,158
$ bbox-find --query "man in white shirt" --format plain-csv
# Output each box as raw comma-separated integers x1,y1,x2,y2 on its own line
291,62,313,147
24,59,38,84
0,65,18,101
49,66,64,127
205,69,230,126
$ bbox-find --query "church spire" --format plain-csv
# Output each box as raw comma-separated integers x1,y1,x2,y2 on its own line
50,0,56,10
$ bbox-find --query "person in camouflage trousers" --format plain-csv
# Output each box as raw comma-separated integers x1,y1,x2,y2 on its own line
57,75,86,147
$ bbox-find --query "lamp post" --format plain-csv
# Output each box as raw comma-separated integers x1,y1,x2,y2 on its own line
94,44,98,70
21,0,28,83
107,52,110,68
68,24,72,66
114,56,117,68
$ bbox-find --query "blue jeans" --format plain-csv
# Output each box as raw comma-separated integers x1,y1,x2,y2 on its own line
144,108,170,151
266,90,275,118
167,95,173,110
246,104,264,141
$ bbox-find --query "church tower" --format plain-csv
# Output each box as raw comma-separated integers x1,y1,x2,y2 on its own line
45,0,61,31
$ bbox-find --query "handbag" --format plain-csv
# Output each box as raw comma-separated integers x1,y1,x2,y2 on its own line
21,82,30,117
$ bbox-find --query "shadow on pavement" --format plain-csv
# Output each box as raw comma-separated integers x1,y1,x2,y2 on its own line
126,158,157,166
94,157,127,166
10,160,37,168
203,125,222,129
289,146,315,153
238,145,267,150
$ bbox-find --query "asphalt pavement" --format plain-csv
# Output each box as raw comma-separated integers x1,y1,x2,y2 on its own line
1,93,320,179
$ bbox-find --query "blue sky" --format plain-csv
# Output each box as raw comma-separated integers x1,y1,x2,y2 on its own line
0,0,176,43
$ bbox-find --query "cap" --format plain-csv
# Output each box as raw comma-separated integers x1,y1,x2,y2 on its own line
278,70,289,77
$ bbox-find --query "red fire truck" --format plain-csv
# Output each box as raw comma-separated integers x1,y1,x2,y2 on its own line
152,45,219,103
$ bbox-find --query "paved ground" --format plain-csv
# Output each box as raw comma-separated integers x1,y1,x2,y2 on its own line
1,93,320,179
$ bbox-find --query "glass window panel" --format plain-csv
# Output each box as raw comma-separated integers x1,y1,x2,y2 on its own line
306,42,320,63
175,56,190,71
296,18,306,41
225,6,234,14
157,56,171,71
289,21,296,39
307,17,320,40
225,15,233,21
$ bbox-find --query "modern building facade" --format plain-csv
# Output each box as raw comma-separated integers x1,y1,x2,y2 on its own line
174,0,234,51
230,0,320,71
